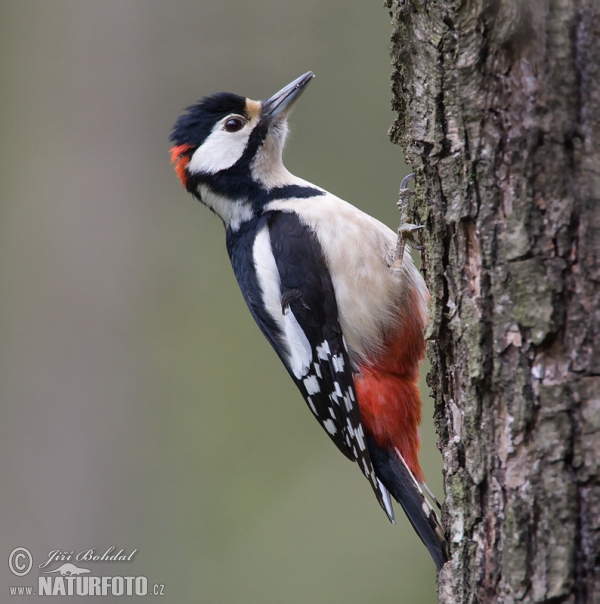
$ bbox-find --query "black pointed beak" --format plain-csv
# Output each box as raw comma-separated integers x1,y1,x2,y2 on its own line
261,71,314,120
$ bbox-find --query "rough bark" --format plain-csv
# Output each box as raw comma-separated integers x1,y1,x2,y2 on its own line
386,1,599,602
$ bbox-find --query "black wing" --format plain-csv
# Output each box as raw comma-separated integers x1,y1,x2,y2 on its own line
265,210,395,521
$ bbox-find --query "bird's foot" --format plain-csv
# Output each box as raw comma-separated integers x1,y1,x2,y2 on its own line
394,174,424,262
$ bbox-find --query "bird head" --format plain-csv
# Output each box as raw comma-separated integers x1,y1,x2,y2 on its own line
170,72,314,209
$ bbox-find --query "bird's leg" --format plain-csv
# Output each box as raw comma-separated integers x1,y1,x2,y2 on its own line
394,173,424,265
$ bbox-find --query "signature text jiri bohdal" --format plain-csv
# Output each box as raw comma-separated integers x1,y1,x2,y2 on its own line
39,547,137,569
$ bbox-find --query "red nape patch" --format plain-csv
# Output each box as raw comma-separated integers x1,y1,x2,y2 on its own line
170,144,192,188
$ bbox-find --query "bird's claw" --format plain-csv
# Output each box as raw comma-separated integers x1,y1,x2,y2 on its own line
400,173,415,191
397,173,416,210
399,222,424,248
394,174,425,261
398,223,424,235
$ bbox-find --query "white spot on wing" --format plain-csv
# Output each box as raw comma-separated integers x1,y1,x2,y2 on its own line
303,375,320,395
355,424,366,451
323,419,337,435
316,341,331,360
331,355,345,372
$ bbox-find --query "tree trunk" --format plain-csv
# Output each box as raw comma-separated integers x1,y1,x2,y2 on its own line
386,1,599,602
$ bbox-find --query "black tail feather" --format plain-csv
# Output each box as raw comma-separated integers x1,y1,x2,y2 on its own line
367,435,449,570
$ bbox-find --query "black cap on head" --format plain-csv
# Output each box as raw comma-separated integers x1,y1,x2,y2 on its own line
170,92,247,148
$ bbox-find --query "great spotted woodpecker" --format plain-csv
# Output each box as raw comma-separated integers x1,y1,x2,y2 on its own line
170,72,448,569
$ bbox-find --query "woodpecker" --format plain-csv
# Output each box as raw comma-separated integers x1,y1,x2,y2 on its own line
170,72,448,569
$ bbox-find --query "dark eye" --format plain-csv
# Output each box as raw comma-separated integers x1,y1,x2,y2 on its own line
224,117,245,133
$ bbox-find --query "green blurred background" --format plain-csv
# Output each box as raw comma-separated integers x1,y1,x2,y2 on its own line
1,1,442,602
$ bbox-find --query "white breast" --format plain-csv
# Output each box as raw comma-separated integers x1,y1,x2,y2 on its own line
265,194,428,363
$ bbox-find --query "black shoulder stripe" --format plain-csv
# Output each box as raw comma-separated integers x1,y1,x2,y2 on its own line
190,163,324,211
262,185,324,204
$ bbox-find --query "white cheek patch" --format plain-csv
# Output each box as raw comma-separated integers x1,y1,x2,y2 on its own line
253,225,312,379
188,121,251,175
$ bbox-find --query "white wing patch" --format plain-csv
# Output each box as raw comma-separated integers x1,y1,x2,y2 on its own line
283,308,312,379
253,225,311,379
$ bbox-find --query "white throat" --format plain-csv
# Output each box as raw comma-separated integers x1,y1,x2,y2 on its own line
198,185,254,231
